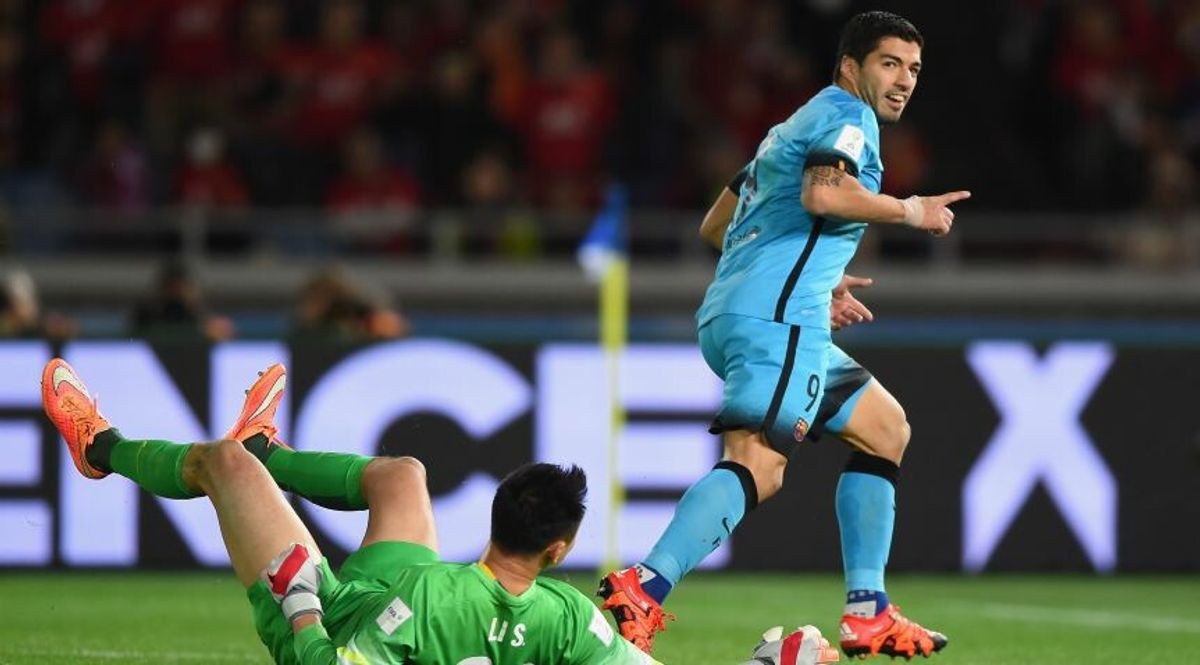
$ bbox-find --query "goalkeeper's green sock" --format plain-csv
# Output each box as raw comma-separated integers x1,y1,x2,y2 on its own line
244,434,371,511
88,429,200,499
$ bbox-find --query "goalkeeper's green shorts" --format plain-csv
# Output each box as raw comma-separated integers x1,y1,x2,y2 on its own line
247,541,439,664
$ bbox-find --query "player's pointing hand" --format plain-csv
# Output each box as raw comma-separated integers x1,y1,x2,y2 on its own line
901,190,971,236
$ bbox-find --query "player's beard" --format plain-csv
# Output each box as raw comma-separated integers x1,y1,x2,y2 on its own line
872,89,905,123
848,69,907,122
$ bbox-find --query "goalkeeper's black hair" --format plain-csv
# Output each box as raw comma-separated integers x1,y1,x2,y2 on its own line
832,11,923,82
491,463,587,555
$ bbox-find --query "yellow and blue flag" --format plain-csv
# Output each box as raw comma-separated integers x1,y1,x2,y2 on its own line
577,184,629,282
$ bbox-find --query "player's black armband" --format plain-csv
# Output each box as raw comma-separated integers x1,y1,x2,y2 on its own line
727,166,749,194
804,152,859,177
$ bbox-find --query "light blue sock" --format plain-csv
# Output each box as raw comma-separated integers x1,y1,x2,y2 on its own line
642,464,753,600
836,469,896,601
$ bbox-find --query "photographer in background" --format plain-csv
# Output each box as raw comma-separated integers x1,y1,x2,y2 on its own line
129,261,234,342
293,266,408,342
0,268,75,340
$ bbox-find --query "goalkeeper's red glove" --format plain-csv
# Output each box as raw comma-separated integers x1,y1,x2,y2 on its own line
739,625,840,665
263,543,324,623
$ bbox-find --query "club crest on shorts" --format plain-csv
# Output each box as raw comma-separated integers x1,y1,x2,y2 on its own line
793,418,810,441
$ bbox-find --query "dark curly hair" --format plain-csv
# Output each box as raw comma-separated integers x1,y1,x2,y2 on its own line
832,11,924,82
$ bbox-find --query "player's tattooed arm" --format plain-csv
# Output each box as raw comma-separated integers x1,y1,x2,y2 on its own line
801,162,911,225
801,162,862,217
806,166,845,188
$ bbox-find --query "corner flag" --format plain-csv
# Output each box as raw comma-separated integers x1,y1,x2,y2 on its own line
578,184,629,573
578,184,629,282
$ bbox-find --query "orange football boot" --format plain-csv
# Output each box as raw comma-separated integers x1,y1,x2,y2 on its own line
839,604,947,659
597,568,675,654
41,358,112,479
224,363,290,448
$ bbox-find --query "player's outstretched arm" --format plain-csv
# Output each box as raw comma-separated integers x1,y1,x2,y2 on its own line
800,164,970,235
699,187,739,251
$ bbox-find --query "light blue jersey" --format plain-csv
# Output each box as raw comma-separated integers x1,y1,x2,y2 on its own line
697,85,883,330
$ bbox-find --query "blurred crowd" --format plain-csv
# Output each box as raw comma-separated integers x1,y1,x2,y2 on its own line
0,1,1196,262
0,0,824,216
1,261,408,342
1001,0,1200,267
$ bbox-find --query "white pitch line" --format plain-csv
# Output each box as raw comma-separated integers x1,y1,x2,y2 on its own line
946,601,1200,634
0,647,259,662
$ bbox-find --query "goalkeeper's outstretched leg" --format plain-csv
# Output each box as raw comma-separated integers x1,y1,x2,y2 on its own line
42,357,322,588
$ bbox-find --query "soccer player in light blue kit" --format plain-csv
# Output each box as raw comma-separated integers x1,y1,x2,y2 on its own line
598,12,969,660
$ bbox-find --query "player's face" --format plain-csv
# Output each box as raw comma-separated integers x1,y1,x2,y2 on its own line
852,37,922,123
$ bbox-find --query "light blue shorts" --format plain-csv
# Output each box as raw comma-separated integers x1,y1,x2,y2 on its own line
699,314,873,454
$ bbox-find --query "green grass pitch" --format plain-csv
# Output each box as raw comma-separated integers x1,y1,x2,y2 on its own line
0,573,1197,664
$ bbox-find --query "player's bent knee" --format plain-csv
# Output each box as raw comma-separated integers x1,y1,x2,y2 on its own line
756,462,786,501
881,418,911,463
735,453,786,501
365,456,429,496
723,430,788,501
393,455,426,477
205,439,258,480
855,401,910,463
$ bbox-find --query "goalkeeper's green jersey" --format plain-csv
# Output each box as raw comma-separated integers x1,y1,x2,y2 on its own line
293,562,658,665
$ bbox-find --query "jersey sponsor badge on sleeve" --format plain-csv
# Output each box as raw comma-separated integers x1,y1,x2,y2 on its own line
832,124,866,163
375,597,413,636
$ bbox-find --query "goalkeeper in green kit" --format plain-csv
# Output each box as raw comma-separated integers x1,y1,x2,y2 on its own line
42,358,838,665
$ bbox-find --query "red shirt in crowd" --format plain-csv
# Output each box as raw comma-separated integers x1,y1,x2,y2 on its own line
149,0,242,83
284,43,395,147
40,0,129,104
176,163,249,208
326,170,421,212
519,71,613,176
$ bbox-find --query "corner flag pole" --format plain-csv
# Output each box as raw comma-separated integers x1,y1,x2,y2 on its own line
600,253,628,574
578,183,631,575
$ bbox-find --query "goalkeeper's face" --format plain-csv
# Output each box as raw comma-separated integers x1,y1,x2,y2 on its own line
849,37,922,123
